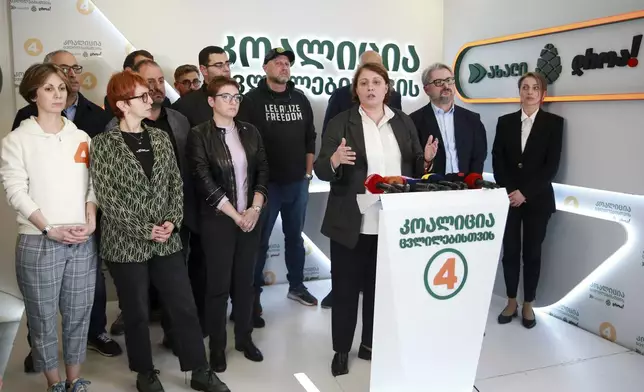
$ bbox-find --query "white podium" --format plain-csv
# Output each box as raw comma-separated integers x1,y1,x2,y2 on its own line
359,189,509,392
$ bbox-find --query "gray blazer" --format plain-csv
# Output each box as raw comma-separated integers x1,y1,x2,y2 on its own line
105,108,197,232
314,106,426,249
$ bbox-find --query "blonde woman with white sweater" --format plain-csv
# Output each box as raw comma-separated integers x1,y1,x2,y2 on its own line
0,63,97,392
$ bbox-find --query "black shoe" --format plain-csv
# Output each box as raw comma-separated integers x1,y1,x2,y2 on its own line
287,286,318,306
235,340,263,362
136,369,164,392
321,291,332,309
110,312,124,336
497,306,518,324
357,344,371,361
522,308,537,329
161,335,178,357
331,352,349,377
88,332,123,357
253,291,265,328
23,351,36,373
210,351,227,373
191,366,230,392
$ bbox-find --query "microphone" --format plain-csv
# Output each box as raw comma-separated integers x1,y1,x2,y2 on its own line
383,176,407,185
364,174,405,194
421,173,462,190
463,173,500,189
444,172,469,189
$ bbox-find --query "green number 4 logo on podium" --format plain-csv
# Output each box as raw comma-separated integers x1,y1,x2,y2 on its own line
424,248,468,300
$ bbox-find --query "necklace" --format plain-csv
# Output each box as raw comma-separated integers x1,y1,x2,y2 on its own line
123,130,144,144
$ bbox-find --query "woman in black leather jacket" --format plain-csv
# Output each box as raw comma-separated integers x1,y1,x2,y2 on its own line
187,76,269,373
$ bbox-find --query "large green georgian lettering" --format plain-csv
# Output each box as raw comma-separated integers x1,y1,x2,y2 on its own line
337,41,357,70
382,43,401,72
402,45,420,73
296,39,334,69
223,36,237,66
239,36,272,67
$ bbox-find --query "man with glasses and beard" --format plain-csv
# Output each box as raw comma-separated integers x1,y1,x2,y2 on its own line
10,49,122,371
174,64,202,97
105,59,196,350
410,63,488,176
237,48,318,324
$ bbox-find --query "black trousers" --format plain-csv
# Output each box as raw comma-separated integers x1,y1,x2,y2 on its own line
186,230,207,331
107,252,207,373
202,215,259,353
330,234,378,353
501,206,552,303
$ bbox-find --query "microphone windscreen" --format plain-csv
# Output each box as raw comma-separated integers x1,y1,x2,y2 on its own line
384,176,406,185
364,174,385,194
421,173,445,183
444,172,466,183
463,173,483,189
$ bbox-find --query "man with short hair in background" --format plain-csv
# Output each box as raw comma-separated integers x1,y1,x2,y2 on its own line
103,49,171,117
174,64,202,97
237,48,318,323
11,49,122,372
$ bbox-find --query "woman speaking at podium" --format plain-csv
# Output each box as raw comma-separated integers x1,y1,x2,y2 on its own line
492,72,563,329
314,62,438,376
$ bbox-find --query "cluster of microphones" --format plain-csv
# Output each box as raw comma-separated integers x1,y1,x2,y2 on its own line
364,172,500,194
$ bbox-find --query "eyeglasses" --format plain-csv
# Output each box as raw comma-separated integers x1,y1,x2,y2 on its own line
59,65,83,75
427,77,455,87
207,61,233,70
126,92,150,103
215,93,243,103
180,78,202,89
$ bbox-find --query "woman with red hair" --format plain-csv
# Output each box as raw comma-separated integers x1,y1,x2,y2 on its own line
90,70,229,392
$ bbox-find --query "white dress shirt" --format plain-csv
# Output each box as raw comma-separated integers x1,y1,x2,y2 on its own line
520,108,538,152
431,102,459,173
360,105,401,235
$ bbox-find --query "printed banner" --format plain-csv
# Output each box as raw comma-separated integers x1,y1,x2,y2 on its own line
541,184,644,353
370,189,509,392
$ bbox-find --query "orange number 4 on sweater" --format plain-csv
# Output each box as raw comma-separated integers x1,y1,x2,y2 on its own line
433,257,457,290
74,142,89,168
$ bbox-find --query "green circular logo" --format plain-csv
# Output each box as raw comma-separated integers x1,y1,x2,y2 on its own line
424,248,468,300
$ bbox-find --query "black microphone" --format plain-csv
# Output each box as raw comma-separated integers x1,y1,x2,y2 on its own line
422,173,463,190
444,173,469,189
464,173,500,189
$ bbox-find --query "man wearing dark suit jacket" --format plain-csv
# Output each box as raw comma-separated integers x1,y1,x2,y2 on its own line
318,50,403,309
11,50,121,372
322,51,402,135
410,63,487,176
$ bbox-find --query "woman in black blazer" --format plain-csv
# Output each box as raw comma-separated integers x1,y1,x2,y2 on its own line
492,72,563,329
314,62,438,376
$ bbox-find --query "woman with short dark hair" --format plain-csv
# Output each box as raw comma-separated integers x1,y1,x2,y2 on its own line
0,62,95,392
493,71,564,329
188,76,269,373
315,62,438,376
91,70,229,392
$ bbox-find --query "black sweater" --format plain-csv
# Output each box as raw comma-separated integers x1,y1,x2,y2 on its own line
237,78,316,184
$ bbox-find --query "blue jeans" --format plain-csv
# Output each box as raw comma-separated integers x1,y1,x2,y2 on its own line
255,180,309,291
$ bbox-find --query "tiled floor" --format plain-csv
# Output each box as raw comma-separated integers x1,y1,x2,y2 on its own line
2,280,643,392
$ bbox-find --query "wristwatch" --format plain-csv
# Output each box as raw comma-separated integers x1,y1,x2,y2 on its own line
305,173,313,181
42,225,53,236
251,205,262,213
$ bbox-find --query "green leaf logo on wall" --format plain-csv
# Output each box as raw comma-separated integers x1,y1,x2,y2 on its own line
223,35,422,97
